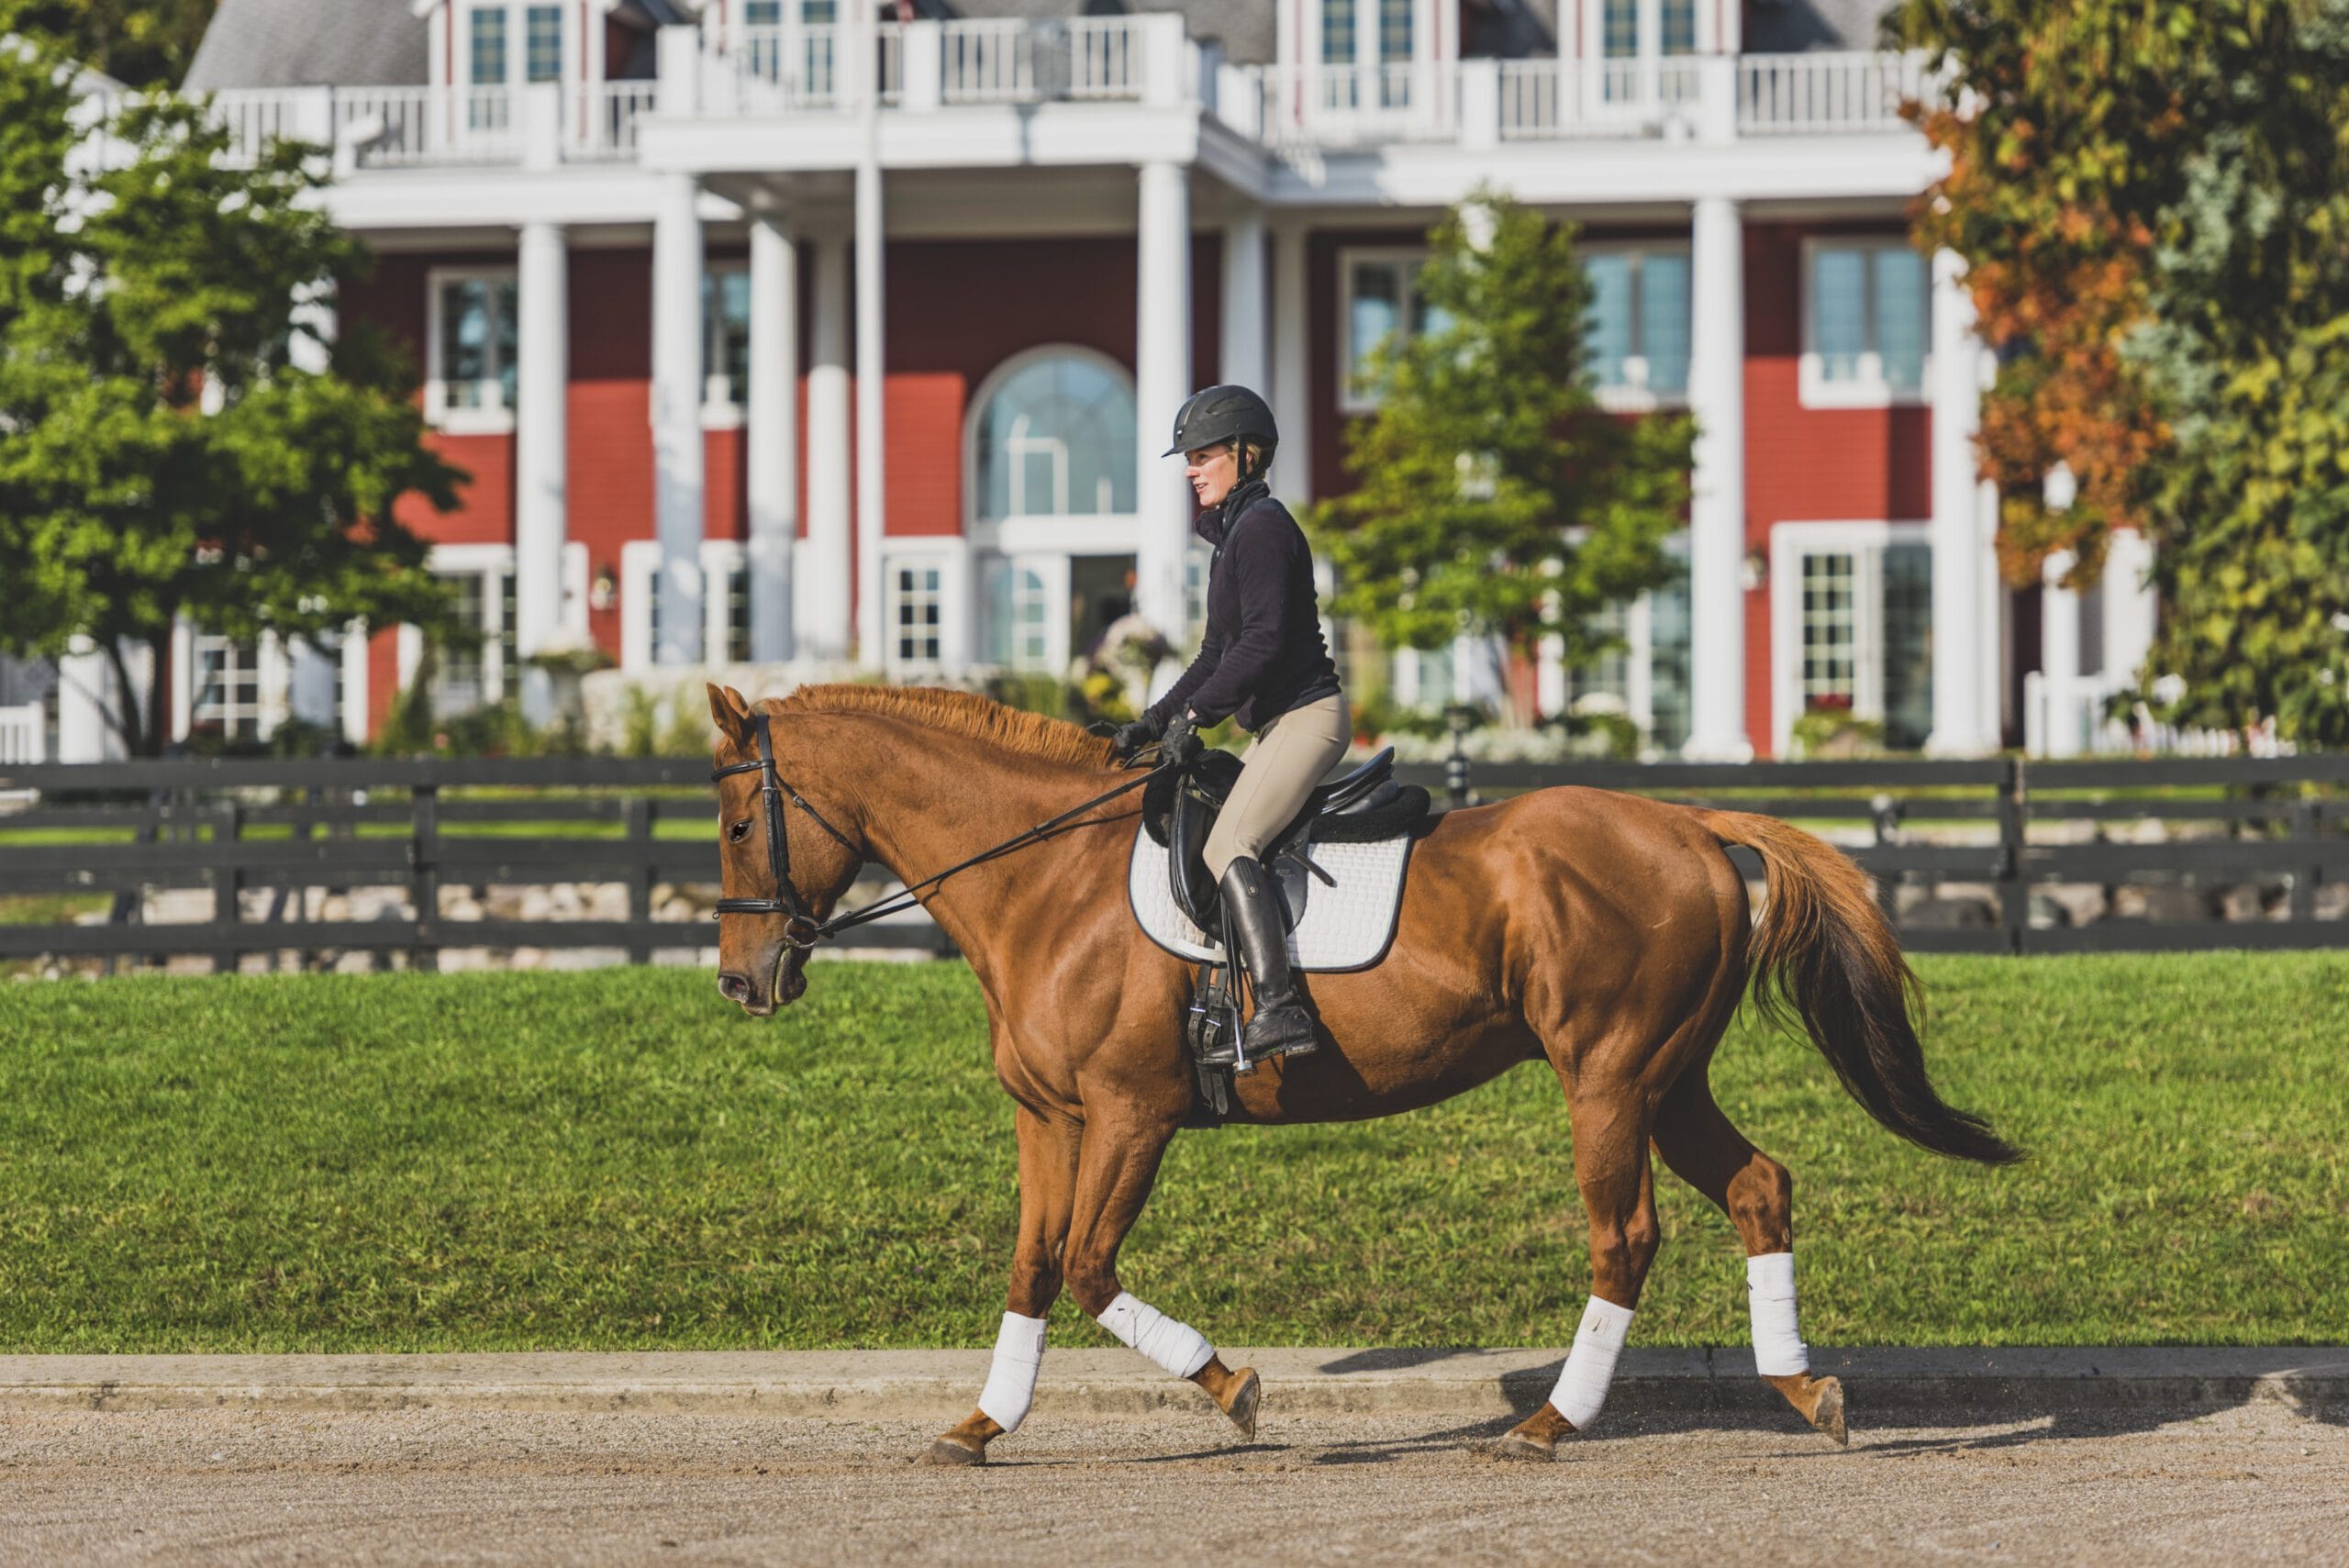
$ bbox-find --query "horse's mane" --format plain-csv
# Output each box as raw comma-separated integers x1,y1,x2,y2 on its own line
773,684,1117,770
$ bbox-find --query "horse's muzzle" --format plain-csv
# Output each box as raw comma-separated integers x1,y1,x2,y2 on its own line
718,948,806,1016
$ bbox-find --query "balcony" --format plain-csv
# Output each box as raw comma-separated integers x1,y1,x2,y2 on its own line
172,28,1929,174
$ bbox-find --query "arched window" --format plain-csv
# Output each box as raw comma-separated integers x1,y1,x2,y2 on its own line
972,349,1136,520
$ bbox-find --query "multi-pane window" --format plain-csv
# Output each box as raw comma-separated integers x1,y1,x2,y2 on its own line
435,272,518,415
986,563,1051,671
469,6,507,85
1881,543,1932,750
719,559,751,663
525,5,562,83
1566,601,1631,708
1809,241,1931,396
744,0,781,20
1661,0,1698,53
704,267,751,408
192,636,262,741
974,353,1137,519
429,565,513,715
1322,0,1357,63
1583,248,1691,399
1648,575,1692,752
1601,0,1637,58
1799,553,1858,708
892,565,942,666
1341,254,1450,406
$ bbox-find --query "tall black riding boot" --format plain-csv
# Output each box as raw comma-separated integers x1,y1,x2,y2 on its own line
1219,856,1319,1061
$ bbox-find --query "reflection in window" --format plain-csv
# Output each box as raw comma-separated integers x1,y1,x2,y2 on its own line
1582,248,1689,397
525,5,562,83
470,6,507,85
974,354,1136,519
986,562,1051,671
437,274,518,412
1810,242,1930,394
1882,543,1932,749
705,267,751,406
1344,255,1443,401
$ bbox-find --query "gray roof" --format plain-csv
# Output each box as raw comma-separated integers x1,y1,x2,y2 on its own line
185,0,428,89
1745,0,1899,53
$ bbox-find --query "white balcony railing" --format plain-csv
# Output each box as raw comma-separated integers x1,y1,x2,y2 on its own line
333,85,519,167
1497,57,1701,139
1239,62,1462,148
1739,50,1935,135
939,17,1144,105
577,81,661,160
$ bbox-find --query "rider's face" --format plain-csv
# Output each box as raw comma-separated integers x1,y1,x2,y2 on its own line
1186,443,1239,508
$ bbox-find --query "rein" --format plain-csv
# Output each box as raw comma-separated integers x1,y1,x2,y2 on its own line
711,710,1174,948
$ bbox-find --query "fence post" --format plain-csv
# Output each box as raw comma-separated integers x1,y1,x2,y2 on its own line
211,801,243,975
1870,792,1901,924
1998,757,2028,955
409,784,440,973
2291,796,2319,923
626,795,654,965
1444,725,1475,810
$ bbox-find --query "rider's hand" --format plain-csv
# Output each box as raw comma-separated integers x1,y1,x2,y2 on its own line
1160,711,1204,765
1108,710,1164,762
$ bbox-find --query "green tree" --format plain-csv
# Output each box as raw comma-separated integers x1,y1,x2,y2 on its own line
19,0,221,88
1308,191,1694,725
1892,0,2349,743
0,18,464,754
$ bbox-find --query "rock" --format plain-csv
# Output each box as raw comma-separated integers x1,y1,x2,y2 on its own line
2109,885,2208,922
2037,884,2110,928
2317,883,2349,920
483,887,529,919
548,884,584,918
657,895,697,922
518,888,556,922
2214,884,2265,923
1902,896,1998,929
508,947,548,971
586,884,629,920
441,894,485,922
649,882,677,908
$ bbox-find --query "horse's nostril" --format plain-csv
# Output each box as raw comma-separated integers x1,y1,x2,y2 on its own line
718,972,752,1004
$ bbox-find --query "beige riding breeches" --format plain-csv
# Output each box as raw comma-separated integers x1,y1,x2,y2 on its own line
1201,694,1352,881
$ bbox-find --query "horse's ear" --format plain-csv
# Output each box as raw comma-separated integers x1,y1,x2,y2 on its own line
707,683,754,747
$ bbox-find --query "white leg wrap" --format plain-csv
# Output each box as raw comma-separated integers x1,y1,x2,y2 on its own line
1747,1251,1809,1377
1546,1296,1634,1430
1096,1291,1214,1379
975,1311,1047,1433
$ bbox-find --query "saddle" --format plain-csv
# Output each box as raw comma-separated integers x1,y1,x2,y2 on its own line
1140,747,1431,933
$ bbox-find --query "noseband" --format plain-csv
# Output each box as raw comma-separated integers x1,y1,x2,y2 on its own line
709,710,860,949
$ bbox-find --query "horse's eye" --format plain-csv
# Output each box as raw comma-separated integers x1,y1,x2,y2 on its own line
729,820,752,843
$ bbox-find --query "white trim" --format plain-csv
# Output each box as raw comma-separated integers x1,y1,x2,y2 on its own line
424,263,520,434
963,341,1141,537
702,538,750,665
1334,244,1431,413
561,539,592,640
340,621,371,746
1798,235,1932,411
980,550,1071,674
1767,519,1929,755
622,538,755,671
424,541,519,711
881,546,963,678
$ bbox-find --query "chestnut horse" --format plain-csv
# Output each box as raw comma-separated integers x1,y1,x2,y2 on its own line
706,682,2015,1464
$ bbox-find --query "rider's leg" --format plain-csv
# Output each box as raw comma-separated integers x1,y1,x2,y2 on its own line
1201,695,1350,1061
1061,1104,1262,1440
1651,1071,1845,1443
925,1105,1080,1464
1498,1089,1663,1459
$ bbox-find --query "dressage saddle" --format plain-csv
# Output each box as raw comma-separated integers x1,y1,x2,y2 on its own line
1141,747,1431,933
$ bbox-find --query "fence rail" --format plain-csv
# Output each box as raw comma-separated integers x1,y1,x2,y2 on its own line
3,753,2345,970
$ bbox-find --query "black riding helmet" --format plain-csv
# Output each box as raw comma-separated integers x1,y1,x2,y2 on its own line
1163,384,1279,469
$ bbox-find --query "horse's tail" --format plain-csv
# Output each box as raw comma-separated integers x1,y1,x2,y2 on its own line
1698,809,2021,1166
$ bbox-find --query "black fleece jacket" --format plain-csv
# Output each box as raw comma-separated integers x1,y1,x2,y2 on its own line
1147,479,1342,733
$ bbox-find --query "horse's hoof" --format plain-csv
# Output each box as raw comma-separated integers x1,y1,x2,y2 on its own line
921,1437,987,1467
1810,1376,1848,1447
1222,1368,1262,1441
1491,1432,1554,1462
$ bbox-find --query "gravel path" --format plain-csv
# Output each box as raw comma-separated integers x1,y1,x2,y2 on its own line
1,1397,2342,1567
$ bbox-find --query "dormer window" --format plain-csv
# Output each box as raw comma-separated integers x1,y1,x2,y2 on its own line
459,2,569,91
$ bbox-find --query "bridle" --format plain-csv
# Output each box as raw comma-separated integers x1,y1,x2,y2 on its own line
709,710,860,950
710,708,1180,952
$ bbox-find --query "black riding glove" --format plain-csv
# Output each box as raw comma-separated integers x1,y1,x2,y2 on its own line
1108,709,1165,762
1159,711,1204,766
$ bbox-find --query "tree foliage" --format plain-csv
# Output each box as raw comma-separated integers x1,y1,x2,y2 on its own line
19,0,221,88
0,17,464,753
1308,191,1693,718
1892,0,2349,743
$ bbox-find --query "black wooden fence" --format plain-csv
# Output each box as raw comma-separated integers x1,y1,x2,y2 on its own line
2,751,2344,969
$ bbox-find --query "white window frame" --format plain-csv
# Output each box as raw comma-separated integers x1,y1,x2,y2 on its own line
621,540,761,672
1580,240,1693,414
884,553,952,678
425,265,518,435
1575,0,1720,61
1337,247,1434,413
701,260,751,429
424,541,518,714
1798,237,1933,411
963,344,1141,558
983,552,1071,675
1768,520,1931,755
454,1,578,91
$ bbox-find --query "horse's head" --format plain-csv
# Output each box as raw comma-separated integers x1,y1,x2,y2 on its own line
707,683,866,1016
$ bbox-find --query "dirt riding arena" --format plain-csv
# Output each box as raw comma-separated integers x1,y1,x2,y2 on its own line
2,1397,2342,1568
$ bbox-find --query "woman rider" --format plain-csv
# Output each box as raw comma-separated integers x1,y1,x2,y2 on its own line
1110,384,1348,1063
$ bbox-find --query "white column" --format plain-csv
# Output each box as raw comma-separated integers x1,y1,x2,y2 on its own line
747,213,799,663
1269,219,1312,512
514,219,568,720
651,172,706,666
1134,160,1192,639
2104,528,2157,683
801,230,853,660
1219,206,1267,397
853,158,887,669
1685,195,1749,761
2041,549,2083,758
1926,248,1995,754
56,638,130,762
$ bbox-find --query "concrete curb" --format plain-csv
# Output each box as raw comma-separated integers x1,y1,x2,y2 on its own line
1,1348,2343,1419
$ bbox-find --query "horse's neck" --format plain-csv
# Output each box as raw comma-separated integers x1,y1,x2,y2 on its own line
831,724,1127,967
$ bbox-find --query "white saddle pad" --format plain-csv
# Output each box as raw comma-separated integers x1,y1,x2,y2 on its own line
1127,823,1411,973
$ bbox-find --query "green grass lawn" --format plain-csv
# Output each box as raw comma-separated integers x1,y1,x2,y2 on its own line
0,954,2341,1354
